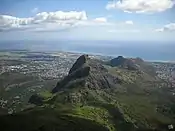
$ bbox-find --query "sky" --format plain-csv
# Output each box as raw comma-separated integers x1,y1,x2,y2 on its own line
0,0,175,42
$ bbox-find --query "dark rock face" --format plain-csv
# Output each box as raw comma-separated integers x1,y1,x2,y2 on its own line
52,66,90,93
110,56,125,67
69,54,89,74
110,56,139,70
52,55,121,93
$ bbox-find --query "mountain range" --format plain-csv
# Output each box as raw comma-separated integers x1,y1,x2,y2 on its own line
0,54,175,131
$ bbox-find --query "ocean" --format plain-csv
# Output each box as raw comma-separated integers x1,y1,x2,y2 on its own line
0,40,174,61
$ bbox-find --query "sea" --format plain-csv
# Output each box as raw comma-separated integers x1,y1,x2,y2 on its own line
0,40,174,62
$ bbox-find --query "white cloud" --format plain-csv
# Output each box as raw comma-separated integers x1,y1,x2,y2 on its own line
31,8,39,13
74,17,108,26
155,23,175,32
76,20,113,27
0,11,116,32
0,10,137,33
125,20,133,25
106,0,174,13
155,28,164,32
33,11,87,23
0,11,87,31
108,29,140,33
93,17,107,23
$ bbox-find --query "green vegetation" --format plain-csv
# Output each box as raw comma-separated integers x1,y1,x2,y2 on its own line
1,54,175,131
38,91,53,99
29,90,57,105
72,105,115,131
0,106,109,131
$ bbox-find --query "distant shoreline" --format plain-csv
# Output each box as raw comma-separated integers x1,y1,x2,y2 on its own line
0,49,175,64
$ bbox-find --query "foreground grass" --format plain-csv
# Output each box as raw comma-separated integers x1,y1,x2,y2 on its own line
0,105,109,131
71,105,115,131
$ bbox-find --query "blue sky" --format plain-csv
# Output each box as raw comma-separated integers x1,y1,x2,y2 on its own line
0,0,175,42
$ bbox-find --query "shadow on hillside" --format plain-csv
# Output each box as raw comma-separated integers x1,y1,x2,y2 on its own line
0,108,109,131
89,102,136,131
88,102,164,131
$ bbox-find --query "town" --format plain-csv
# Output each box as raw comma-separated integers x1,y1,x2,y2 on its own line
152,62,175,87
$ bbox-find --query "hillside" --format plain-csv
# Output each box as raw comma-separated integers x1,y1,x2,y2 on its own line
109,56,156,76
0,55,175,131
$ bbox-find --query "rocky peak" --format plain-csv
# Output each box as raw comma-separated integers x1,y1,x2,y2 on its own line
110,56,139,70
110,56,126,66
52,54,121,93
69,54,89,74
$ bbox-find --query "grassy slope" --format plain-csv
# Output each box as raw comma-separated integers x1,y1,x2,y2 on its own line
1,59,175,131
0,104,110,131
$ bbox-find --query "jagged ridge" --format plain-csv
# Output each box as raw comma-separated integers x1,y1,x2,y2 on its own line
52,55,121,93
110,56,140,70
26,54,175,131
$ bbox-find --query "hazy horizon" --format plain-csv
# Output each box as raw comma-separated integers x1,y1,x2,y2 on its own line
0,40,174,61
